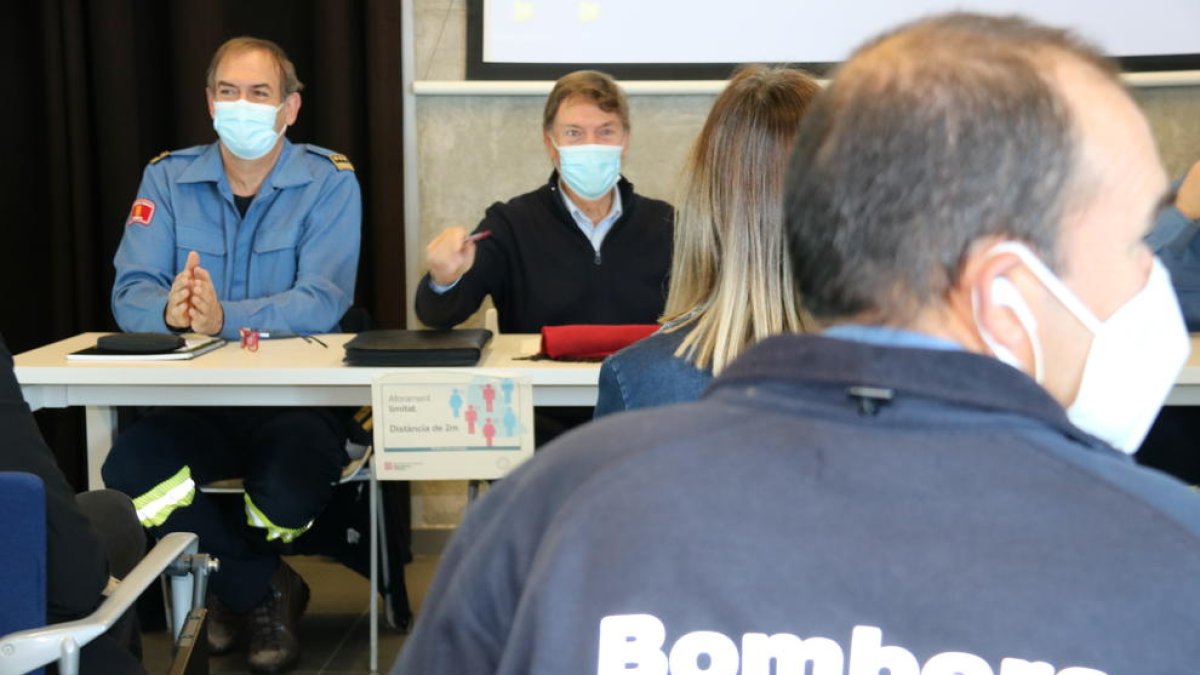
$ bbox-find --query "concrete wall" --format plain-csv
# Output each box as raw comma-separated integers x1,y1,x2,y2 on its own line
408,0,1200,534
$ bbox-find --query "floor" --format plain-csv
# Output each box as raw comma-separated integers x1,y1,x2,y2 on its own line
142,555,440,674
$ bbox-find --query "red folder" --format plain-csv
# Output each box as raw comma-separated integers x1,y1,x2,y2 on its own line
538,324,658,361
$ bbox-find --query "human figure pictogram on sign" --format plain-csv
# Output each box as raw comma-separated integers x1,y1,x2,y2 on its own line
482,418,496,447
465,404,479,434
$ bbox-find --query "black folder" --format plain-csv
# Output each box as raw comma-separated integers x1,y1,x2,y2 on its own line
342,329,493,367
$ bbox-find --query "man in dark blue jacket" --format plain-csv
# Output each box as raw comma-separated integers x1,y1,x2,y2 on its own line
393,13,1200,675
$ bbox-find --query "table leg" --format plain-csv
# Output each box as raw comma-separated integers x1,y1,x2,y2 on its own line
85,405,118,489
370,467,379,674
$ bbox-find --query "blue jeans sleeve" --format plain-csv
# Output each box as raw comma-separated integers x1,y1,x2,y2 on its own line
593,356,628,419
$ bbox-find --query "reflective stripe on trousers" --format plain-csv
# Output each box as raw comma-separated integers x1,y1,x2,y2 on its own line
244,493,314,543
132,466,196,527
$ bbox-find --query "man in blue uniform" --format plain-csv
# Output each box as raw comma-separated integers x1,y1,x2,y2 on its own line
102,37,360,674
393,14,1200,675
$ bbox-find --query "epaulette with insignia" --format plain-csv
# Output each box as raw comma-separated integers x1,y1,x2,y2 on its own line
148,150,171,165
327,153,355,172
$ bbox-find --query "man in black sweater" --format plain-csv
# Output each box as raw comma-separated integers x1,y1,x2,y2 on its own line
415,70,673,334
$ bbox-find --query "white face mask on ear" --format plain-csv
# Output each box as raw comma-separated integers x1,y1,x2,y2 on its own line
973,241,1190,454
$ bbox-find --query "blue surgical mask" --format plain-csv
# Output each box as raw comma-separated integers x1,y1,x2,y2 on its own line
555,143,622,200
213,99,285,160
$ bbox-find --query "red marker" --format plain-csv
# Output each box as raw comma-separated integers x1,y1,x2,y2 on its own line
465,230,492,244
239,327,261,352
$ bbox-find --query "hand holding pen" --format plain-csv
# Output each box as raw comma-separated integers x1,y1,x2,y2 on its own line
426,227,491,286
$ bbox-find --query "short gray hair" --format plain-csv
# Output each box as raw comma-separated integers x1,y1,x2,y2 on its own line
206,36,304,97
784,13,1119,324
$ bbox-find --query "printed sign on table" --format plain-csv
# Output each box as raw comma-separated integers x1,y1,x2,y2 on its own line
371,370,534,480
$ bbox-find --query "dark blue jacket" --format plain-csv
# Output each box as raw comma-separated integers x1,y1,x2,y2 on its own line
393,334,1200,675
594,328,712,418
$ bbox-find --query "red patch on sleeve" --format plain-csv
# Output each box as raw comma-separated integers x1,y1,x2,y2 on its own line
127,198,156,226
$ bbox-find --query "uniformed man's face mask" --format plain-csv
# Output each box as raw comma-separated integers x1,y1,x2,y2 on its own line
213,99,285,160
973,241,1189,454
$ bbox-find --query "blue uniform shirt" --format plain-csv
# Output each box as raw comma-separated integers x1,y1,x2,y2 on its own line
823,324,962,351
112,140,361,340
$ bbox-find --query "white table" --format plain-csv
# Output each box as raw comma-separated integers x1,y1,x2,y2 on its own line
14,331,600,673
14,332,601,488
19,332,1200,485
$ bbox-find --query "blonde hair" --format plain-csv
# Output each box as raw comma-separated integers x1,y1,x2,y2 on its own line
663,65,821,374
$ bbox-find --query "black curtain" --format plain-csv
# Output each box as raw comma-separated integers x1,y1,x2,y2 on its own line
0,0,406,487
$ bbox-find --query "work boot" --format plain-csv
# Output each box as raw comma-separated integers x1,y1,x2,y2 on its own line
206,594,245,655
247,561,310,674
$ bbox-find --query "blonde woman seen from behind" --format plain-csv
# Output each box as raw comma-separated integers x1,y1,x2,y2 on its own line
594,65,821,417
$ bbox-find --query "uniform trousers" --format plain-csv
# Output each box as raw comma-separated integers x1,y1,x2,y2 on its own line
101,407,346,612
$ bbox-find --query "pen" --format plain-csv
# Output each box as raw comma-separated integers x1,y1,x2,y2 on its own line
302,335,329,348
465,230,492,244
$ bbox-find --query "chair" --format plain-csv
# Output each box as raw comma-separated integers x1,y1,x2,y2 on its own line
0,471,215,675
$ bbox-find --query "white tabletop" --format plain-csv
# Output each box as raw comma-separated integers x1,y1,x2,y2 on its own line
20,332,1200,406
18,331,1200,487
14,332,602,409
19,329,1200,456
15,332,603,488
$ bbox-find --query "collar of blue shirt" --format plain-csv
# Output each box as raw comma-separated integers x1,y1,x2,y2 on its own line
176,139,314,192
558,182,624,254
822,324,962,352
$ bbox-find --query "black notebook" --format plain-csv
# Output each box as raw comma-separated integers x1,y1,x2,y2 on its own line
67,335,225,362
342,329,493,367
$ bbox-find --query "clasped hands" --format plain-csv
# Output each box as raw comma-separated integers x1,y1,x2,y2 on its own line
165,251,224,335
